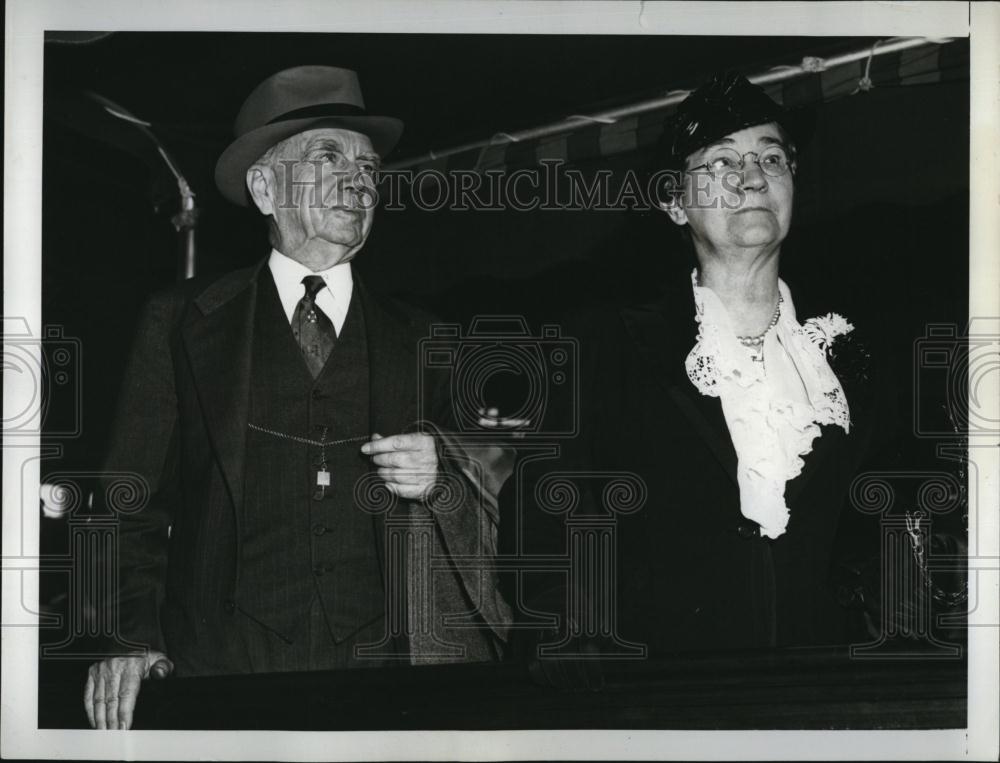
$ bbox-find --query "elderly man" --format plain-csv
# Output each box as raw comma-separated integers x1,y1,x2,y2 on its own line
84,66,509,729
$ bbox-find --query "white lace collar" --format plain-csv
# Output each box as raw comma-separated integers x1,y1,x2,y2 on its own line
684,269,852,538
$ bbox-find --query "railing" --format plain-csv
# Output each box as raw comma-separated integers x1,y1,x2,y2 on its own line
40,645,966,730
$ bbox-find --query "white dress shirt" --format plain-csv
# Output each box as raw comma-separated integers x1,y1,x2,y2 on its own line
267,249,353,336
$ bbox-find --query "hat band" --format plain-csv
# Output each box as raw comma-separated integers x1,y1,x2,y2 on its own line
265,103,367,125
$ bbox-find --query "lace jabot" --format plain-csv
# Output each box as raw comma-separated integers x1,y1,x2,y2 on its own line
685,269,852,539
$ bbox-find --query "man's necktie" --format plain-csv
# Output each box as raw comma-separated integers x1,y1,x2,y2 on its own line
292,275,336,378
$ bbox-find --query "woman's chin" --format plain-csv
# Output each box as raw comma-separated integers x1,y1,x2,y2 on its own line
728,222,782,248
733,234,778,250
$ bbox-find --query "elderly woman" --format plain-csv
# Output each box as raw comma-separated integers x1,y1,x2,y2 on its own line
660,72,855,543
502,72,885,670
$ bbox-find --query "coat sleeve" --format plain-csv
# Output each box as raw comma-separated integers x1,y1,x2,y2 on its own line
428,424,513,643
96,290,182,656
395,309,513,661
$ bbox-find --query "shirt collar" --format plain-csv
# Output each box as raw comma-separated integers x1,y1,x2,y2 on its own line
267,248,353,322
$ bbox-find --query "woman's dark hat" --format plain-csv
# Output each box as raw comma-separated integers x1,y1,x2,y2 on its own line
215,65,404,206
667,71,814,168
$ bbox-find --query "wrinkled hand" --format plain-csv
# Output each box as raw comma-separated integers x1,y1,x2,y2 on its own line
362,432,439,502
84,651,173,730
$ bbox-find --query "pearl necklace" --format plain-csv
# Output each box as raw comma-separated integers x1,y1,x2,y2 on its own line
737,294,783,347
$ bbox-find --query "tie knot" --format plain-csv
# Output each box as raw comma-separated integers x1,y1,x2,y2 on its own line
301,275,326,300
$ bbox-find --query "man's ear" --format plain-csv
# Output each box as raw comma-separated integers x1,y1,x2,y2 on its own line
247,164,276,217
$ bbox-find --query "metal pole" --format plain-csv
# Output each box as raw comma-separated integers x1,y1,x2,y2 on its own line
172,177,198,281
386,36,954,171
86,93,200,280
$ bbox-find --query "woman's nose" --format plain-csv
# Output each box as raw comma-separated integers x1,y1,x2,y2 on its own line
740,161,769,191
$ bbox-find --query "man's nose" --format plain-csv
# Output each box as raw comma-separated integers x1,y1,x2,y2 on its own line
339,164,375,191
324,164,376,208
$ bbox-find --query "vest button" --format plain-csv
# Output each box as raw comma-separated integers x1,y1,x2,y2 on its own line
736,523,758,539
311,389,325,401
313,565,325,576
223,599,236,614
312,523,328,536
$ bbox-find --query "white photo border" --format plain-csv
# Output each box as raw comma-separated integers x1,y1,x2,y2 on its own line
4,1,997,760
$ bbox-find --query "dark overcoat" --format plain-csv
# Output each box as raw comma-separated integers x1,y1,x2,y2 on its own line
102,260,509,675
501,278,889,656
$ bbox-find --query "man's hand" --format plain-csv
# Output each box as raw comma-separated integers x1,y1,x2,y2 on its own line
361,432,439,502
84,651,173,730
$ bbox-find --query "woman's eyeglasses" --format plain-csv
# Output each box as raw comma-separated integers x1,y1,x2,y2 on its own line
686,145,793,178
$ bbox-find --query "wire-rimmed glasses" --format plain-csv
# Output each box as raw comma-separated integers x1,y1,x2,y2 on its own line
686,145,793,178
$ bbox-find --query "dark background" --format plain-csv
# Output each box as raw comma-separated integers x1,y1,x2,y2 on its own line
37,32,970,726
40,32,970,465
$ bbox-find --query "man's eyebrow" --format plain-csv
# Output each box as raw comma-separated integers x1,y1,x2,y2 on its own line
305,138,344,153
303,140,381,164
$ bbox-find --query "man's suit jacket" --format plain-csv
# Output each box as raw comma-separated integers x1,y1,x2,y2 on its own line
102,260,509,675
501,277,891,656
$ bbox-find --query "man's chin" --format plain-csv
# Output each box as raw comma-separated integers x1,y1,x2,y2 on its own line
315,214,366,237
318,229,365,250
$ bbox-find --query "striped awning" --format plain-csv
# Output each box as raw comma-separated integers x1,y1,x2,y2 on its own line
391,38,967,177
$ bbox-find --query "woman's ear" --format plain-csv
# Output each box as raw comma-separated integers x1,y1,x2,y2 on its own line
660,198,688,226
651,169,688,226
247,164,276,217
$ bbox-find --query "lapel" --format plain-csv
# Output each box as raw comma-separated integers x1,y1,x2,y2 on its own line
354,277,420,573
355,277,417,438
781,283,857,505
180,260,264,512
619,285,739,488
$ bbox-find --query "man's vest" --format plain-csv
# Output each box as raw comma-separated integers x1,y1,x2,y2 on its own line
237,270,384,645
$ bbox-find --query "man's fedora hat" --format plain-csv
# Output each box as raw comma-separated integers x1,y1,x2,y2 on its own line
215,65,404,206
